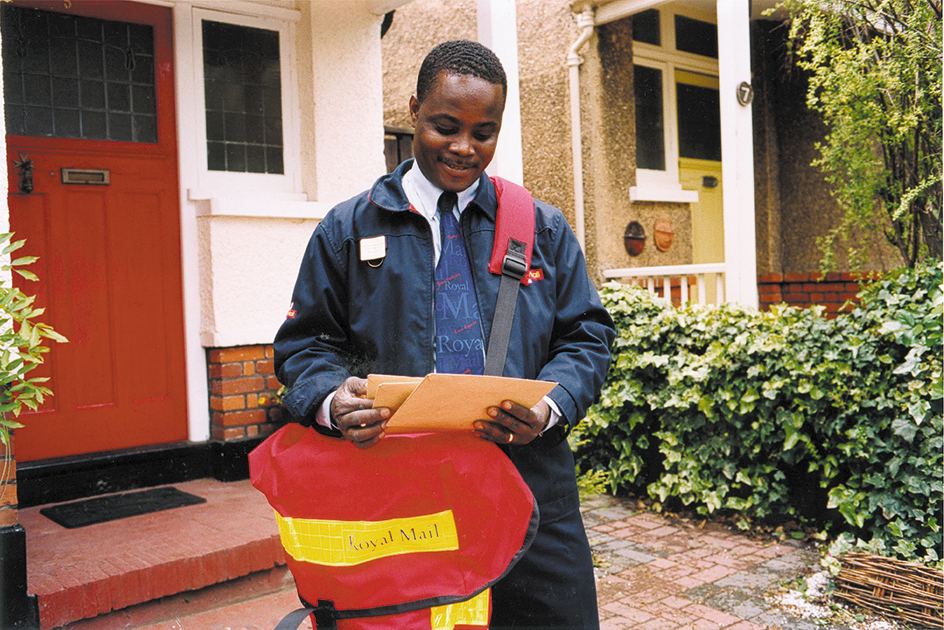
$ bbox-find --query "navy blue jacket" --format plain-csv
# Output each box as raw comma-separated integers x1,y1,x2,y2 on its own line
274,160,615,522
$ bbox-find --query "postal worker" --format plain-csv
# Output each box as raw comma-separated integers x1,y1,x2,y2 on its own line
274,39,616,629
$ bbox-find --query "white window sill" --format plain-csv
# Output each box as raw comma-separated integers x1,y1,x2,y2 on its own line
630,185,699,204
189,190,330,220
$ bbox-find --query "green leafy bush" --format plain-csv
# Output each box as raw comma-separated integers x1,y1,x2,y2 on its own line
0,233,67,446
575,261,942,565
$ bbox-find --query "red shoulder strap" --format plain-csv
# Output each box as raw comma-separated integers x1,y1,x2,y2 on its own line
488,176,535,285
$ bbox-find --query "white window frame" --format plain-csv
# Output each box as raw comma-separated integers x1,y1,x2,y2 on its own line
189,7,302,197
631,5,718,203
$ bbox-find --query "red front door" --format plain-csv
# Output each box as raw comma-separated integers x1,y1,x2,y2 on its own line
4,1,187,461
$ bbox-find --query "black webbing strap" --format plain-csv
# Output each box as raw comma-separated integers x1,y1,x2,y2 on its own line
274,599,337,630
484,237,528,376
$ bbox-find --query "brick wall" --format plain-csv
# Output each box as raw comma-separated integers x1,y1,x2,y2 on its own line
757,272,879,317
0,436,17,527
207,345,287,442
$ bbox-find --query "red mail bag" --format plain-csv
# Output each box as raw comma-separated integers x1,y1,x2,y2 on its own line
249,424,539,629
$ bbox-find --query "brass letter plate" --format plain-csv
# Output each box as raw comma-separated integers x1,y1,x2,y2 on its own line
61,168,110,185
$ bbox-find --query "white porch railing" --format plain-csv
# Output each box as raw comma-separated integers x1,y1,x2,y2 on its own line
602,263,727,306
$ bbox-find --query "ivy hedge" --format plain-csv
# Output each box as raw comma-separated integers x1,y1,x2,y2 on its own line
574,261,942,565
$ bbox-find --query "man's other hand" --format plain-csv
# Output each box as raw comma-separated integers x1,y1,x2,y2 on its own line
473,399,549,446
331,377,390,449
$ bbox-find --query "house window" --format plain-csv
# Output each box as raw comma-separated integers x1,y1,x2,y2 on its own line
202,20,283,174
634,64,665,171
676,71,720,161
631,6,719,201
632,9,660,46
674,15,717,59
189,8,299,196
1,4,156,142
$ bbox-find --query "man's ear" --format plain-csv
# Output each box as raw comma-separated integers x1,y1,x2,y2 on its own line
409,95,420,126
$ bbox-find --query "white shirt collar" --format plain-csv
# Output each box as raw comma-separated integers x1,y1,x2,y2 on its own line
402,161,480,221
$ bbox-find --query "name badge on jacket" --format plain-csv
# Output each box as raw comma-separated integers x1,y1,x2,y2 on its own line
360,236,386,267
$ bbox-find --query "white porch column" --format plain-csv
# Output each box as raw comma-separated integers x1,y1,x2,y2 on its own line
477,0,524,185
717,0,758,308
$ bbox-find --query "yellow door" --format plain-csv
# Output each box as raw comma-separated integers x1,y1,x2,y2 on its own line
679,157,723,264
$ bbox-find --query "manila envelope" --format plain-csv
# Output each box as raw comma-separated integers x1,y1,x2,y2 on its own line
367,373,557,434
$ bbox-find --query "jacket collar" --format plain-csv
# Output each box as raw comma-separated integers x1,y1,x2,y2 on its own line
368,159,498,223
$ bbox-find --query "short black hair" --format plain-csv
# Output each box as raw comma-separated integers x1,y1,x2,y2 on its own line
415,40,507,104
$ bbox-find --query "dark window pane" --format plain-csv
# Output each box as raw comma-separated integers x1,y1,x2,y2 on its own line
107,82,130,112
21,33,49,72
104,46,128,81
103,21,126,49
24,106,53,136
1,4,156,142
4,75,23,105
204,80,223,111
48,13,74,38
226,143,246,172
78,40,103,79
266,146,283,174
224,112,246,142
265,115,282,145
52,76,79,108
264,87,281,116
245,85,263,114
634,65,665,171
246,145,265,173
633,10,660,46
677,82,721,161
207,142,226,170
54,107,80,137
130,54,153,85
108,111,132,141
203,19,283,173
81,80,106,109
205,111,224,142
23,75,50,106
129,23,152,55
49,37,77,77
5,105,24,134
74,16,100,41
83,110,106,137
222,84,245,113
132,84,155,114
246,114,264,144
675,15,717,59
132,114,156,143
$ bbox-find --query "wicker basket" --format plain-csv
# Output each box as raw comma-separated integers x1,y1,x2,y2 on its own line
835,552,943,628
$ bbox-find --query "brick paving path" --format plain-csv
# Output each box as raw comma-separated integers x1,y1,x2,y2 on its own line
582,495,823,630
42,483,826,629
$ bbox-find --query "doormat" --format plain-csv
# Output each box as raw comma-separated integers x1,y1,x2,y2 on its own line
40,486,207,529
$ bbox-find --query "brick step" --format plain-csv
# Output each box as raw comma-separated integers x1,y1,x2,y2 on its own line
63,565,297,630
18,479,285,629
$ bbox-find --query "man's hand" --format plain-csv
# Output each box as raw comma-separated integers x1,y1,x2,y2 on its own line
331,377,390,449
474,399,549,446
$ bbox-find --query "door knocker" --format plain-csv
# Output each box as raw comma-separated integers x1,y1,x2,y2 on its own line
12,153,34,194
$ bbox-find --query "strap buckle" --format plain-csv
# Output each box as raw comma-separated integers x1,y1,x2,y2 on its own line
501,238,528,280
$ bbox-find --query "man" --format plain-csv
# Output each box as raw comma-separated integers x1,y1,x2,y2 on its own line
274,40,615,629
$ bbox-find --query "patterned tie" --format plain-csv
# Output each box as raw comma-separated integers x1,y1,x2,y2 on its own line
434,191,485,375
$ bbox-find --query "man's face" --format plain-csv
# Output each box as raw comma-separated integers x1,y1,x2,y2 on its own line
410,71,505,193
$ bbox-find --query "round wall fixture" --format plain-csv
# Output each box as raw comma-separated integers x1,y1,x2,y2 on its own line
624,221,646,256
653,218,673,252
